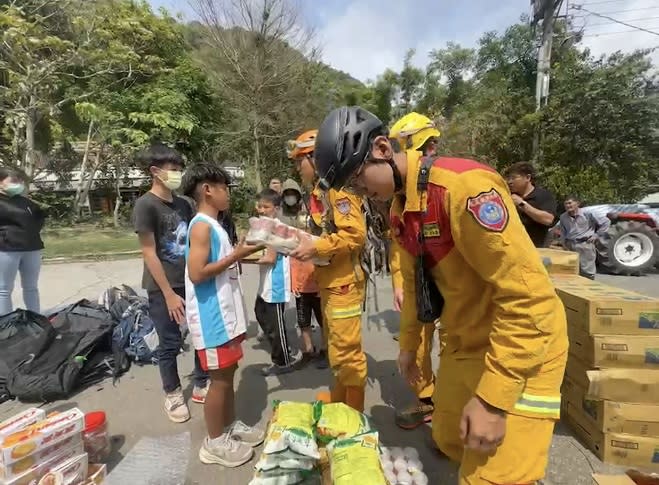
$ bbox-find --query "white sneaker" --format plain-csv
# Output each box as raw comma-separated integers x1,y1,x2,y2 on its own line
229,420,266,447
191,382,209,404
199,434,254,467
164,388,190,423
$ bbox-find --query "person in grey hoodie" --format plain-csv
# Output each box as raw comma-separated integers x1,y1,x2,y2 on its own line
280,178,328,368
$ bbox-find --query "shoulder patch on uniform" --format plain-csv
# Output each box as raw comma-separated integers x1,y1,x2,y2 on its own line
336,197,351,215
466,188,509,232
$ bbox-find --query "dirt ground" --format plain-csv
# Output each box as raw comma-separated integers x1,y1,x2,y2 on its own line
5,259,659,484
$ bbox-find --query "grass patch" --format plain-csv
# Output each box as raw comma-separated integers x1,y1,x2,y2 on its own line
42,225,138,259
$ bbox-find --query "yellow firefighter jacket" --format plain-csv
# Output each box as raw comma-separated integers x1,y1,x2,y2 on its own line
391,151,569,417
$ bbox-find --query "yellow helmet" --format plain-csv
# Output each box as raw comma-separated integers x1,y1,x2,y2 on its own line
389,112,440,151
287,130,318,160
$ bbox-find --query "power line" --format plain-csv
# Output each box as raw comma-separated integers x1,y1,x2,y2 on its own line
571,5,659,36
586,16,659,27
582,27,659,37
572,6,659,17
579,0,633,5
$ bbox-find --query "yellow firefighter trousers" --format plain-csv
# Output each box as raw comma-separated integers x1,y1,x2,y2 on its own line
412,323,436,400
319,281,367,396
432,349,562,485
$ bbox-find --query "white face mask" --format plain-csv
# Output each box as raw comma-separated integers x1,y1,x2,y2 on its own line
284,195,299,206
157,170,182,190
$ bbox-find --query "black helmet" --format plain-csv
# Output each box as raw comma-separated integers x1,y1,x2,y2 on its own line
315,106,384,190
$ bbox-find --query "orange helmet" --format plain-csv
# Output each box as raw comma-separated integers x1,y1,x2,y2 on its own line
287,130,318,160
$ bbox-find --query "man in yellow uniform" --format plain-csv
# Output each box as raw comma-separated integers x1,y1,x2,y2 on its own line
388,112,441,430
288,130,368,412
313,106,568,485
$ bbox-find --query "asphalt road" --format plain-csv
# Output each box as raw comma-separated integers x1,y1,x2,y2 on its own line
5,260,659,484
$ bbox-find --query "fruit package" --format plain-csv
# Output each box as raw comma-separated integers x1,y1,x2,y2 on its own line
0,410,46,442
0,440,84,485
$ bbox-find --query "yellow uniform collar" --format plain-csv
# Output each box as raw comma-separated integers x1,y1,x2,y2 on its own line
401,150,425,213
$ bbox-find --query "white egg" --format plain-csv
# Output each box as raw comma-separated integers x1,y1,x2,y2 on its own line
412,472,428,485
380,448,390,460
396,471,413,484
382,460,394,473
403,446,419,461
393,457,408,473
407,458,423,473
389,447,404,460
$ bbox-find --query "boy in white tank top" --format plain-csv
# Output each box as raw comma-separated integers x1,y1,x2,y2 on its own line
183,164,265,468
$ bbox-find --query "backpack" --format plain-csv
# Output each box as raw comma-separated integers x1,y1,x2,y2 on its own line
6,300,116,402
112,300,159,372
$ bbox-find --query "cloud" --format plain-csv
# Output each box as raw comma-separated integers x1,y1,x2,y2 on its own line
575,0,659,64
316,0,659,81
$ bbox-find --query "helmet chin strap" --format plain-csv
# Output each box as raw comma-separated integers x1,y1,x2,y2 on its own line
387,159,403,193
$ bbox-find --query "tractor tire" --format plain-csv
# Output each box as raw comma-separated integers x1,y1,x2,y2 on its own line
596,221,659,276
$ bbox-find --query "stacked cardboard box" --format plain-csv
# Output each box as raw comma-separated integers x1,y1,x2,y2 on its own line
538,248,580,275
0,407,107,485
551,275,659,470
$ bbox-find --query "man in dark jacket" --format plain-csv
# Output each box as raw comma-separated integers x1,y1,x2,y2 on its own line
0,168,46,315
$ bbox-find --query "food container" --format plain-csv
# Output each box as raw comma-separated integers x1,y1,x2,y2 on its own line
0,409,47,441
1,440,84,485
82,463,107,485
0,408,85,467
0,434,82,480
37,452,88,485
82,413,110,464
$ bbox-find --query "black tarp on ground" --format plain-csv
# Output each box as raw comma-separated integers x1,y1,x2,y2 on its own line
0,300,118,403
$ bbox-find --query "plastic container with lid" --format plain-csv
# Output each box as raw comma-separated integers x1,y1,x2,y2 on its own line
83,411,111,463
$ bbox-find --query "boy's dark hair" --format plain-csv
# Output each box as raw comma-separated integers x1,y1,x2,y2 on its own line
0,167,14,181
181,163,232,200
505,161,536,181
135,142,185,171
565,194,581,204
258,188,282,207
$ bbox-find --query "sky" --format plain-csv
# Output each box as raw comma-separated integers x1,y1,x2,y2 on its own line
149,0,659,82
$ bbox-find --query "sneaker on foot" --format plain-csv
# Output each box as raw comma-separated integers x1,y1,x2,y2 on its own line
164,388,190,423
229,420,266,447
314,349,329,369
199,435,253,467
261,351,303,376
191,382,210,404
395,401,434,430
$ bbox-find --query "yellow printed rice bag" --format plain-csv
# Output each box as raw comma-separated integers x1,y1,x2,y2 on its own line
327,431,387,485
263,402,321,459
315,403,370,444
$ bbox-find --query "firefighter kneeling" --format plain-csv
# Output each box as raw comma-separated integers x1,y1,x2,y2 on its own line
288,130,368,413
312,106,569,485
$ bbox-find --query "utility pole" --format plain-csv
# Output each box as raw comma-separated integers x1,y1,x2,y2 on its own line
532,0,561,160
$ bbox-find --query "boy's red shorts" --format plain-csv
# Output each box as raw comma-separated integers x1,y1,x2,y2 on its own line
197,335,245,371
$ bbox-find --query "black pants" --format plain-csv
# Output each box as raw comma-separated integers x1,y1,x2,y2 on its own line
148,287,208,393
254,296,292,367
295,293,323,329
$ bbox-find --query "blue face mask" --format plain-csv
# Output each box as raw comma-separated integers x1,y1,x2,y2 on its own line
3,183,25,197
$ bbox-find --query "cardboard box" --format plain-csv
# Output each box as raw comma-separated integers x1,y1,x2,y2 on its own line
565,357,659,403
564,401,659,470
551,275,659,335
0,409,85,467
36,453,88,485
0,410,46,442
562,375,659,436
0,441,84,485
538,248,579,275
0,435,82,481
82,464,106,485
567,325,659,369
592,474,636,485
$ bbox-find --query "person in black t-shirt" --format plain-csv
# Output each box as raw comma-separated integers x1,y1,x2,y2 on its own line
132,143,208,424
505,162,557,248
